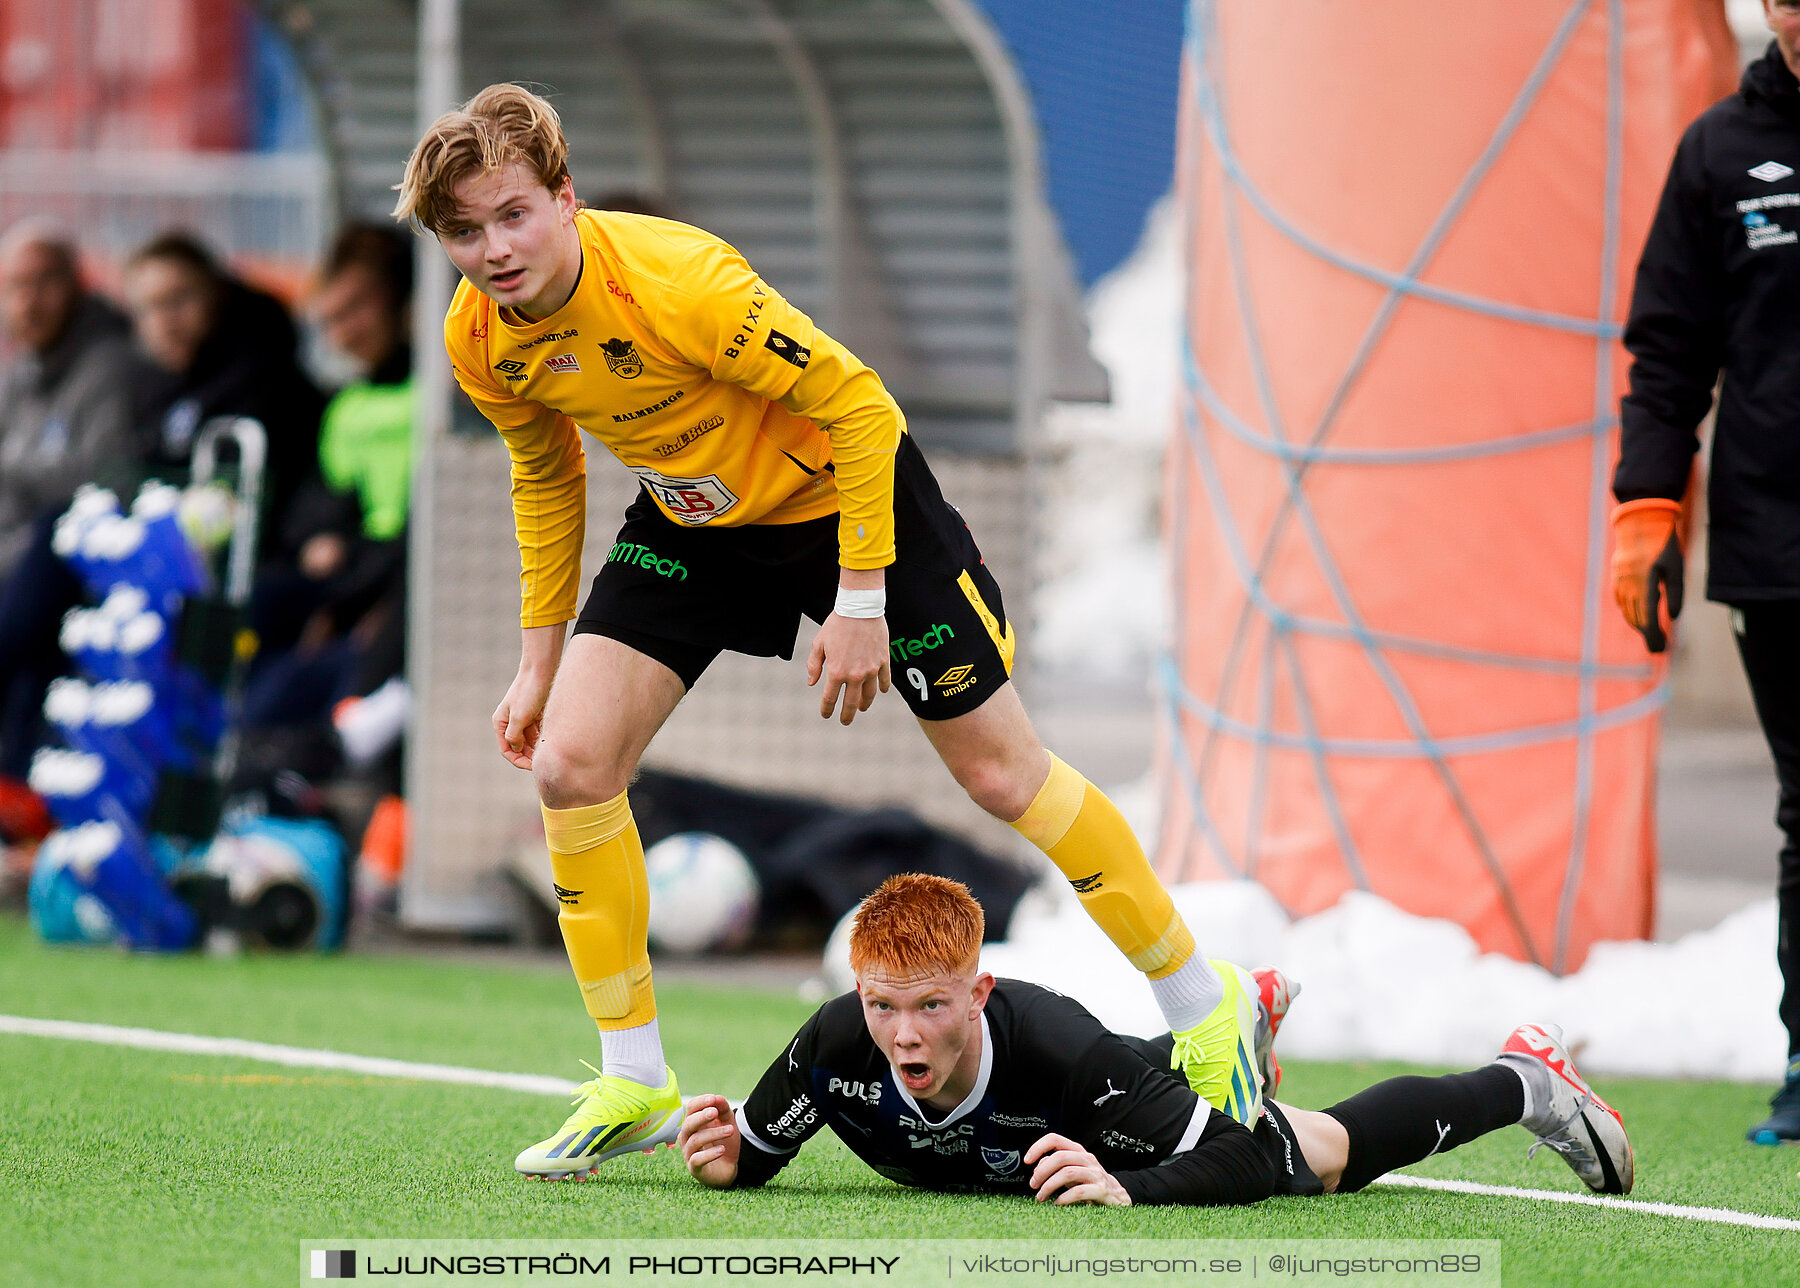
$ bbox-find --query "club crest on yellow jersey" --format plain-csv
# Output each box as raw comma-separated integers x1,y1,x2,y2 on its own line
600,337,643,378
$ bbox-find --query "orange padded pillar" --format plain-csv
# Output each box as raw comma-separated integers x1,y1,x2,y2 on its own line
1156,0,1737,971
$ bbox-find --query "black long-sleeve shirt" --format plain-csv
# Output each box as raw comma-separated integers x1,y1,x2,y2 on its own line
730,980,1280,1206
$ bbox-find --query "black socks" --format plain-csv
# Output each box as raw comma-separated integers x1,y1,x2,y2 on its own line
1323,1064,1524,1194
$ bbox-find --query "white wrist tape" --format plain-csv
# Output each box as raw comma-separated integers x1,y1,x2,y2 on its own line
834,587,886,619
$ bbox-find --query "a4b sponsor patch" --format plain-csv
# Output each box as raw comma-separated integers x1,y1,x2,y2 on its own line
628,465,740,524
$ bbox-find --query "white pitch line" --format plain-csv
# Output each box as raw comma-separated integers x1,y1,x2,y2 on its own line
0,1014,574,1098
6,1013,1797,1233
1376,1173,1800,1232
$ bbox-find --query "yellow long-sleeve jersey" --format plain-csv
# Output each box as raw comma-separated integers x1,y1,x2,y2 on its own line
445,210,905,628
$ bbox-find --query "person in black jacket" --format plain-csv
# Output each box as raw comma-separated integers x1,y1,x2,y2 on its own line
122,231,324,559
1611,5,1800,1143
670,875,1633,1206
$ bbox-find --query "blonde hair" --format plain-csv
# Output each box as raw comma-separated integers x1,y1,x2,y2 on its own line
848,875,985,979
392,84,572,233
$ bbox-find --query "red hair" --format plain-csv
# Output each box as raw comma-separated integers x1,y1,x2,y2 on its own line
848,874,984,978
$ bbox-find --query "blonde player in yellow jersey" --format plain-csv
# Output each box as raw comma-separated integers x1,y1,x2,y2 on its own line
394,84,1261,1179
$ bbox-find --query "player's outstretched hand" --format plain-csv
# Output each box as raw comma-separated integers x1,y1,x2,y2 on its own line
807,613,891,726
1024,1133,1131,1206
678,1094,741,1188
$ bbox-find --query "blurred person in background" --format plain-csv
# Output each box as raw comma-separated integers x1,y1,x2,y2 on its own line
0,230,324,792
0,221,147,782
123,231,324,563
1610,1,1800,1144
0,221,141,577
239,223,412,776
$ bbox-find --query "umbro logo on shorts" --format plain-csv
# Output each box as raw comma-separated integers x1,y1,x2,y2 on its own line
553,884,584,906
934,663,978,698
1069,873,1103,894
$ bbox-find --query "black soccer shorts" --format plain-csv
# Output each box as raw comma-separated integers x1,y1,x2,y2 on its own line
572,434,1015,720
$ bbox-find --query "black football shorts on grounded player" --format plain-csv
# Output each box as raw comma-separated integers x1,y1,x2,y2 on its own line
572,434,1016,720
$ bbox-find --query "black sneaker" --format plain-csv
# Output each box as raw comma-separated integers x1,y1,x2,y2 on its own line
1747,1056,1800,1146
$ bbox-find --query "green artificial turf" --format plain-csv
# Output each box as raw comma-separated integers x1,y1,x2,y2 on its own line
0,915,1795,1288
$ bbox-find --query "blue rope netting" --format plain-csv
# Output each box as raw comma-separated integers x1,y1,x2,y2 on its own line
1164,0,1665,969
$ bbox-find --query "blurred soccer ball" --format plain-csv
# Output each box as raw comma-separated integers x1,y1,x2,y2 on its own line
645,832,758,954
177,483,236,553
821,898,863,995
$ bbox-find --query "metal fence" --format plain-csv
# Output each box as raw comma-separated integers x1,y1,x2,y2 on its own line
0,150,328,295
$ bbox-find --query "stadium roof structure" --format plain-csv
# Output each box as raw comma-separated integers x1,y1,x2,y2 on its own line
258,0,1108,455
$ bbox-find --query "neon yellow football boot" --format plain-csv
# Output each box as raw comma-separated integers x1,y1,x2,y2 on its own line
514,1062,682,1179
1168,959,1263,1126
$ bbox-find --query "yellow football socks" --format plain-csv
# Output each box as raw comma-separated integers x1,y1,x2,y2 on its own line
542,791,657,1031
1009,754,1196,979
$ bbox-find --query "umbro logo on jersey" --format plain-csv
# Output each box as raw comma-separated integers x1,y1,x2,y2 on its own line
1069,872,1103,894
552,883,583,906
765,330,811,369
1749,161,1795,182
545,353,581,373
494,358,527,381
600,338,643,378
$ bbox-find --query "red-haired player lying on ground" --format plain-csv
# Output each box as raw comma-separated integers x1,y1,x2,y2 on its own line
674,874,1634,1206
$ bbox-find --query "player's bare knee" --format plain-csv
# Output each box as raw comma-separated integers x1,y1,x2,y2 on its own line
533,741,632,809
957,757,1036,821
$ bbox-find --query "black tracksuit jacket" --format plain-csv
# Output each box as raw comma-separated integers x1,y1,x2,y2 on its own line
1614,43,1800,601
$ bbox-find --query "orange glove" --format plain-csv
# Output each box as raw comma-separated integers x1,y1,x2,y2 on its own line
1610,498,1684,653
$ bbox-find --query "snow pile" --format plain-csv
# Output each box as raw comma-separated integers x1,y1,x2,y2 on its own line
1032,197,1181,682
824,877,1785,1082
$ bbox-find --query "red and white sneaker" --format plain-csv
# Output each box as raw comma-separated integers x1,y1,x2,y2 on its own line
1250,966,1300,1098
1496,1023,1633,1195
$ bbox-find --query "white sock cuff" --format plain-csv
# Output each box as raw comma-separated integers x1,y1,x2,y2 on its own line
1149,956,1225,1034
1499,1056,1539,1127
601,1018,666,1087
